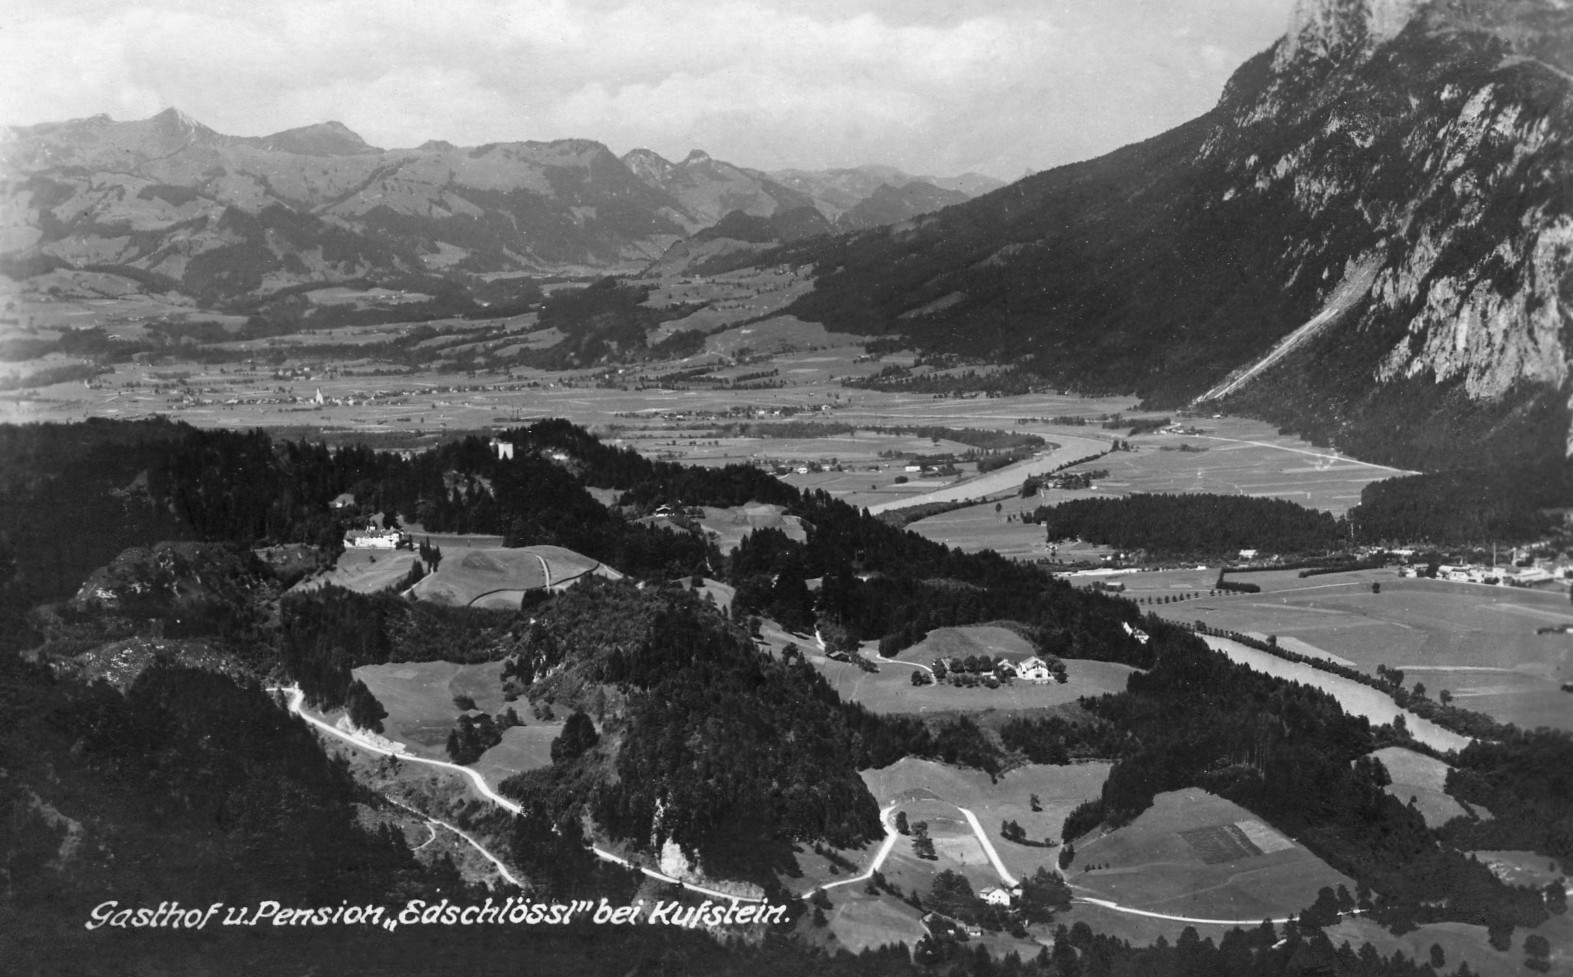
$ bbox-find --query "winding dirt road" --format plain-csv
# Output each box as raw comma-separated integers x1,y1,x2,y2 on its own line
816,804,901,893
271,686,765,903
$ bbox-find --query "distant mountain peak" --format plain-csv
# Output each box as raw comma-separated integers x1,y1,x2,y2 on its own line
1276,0,1425,67
682,149,712,165
151,106,211,133
255,120,379,156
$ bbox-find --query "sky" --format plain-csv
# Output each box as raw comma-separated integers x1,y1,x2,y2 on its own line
0,0,1295,179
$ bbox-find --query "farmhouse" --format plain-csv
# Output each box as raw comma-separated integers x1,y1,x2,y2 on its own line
346,528,405,550
1016,656,1052,683
489,438,515,460
980,886,1015,907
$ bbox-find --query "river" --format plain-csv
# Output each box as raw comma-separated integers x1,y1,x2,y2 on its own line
1202,636,1472,754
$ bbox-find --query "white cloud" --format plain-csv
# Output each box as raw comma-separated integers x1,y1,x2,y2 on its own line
0,0,1293,177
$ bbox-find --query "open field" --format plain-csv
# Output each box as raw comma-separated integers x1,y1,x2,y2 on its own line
297,547,420,594
1048,421,1407,516
904,501,1067,560
819,649,1135,715
5,275,1410,527
350,659,564,779
408,544,611,607
291,530,502,595
1471,850,1570,890
819,886,929,954
470,725,563,785
1068,788,1353,923
1369,746,1481,827
1056,899,1245,945
870,815,1003,900
1328,913,1573,977
696,503,806,554
864,758,1112,883
410,548,543,605
351,660,508,758
783,835,883,895
1081,566,1224,598
1186,569,1573,732
905,626,1037,663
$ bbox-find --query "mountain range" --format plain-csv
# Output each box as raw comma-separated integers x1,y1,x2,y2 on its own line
0,111,998,301
3,0,1569,478
750,0,1573,474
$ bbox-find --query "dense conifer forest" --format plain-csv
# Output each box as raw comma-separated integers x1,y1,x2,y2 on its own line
1,417,1568,976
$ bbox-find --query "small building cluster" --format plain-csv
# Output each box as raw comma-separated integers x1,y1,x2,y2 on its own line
345,527,407,550
1396,563,1566,587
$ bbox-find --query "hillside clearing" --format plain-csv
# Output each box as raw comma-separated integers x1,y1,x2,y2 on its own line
1068,788,1353,922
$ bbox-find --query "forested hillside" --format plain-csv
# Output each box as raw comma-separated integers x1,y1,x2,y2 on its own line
3,415,1569,975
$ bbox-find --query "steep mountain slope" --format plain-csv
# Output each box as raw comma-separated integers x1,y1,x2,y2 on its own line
767,0,1573,472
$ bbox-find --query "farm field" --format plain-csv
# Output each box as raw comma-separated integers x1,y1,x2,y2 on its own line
903,500,1065,560
817,886,928,955
292,530,504,595
868,809,1001,900
696,503,807,553
906,626,1037,663
1470,850,1570,891
1185,569,1573,732
1202,635,1472,753
782,833,883,896
1085,566,1225,599
1050,420,1409,516
1056,899,1243,946
864,758,1113,883
819,648,1135,715
296,547,420,594
8,265,1410,537
1369,746,1481,828
1067,788,1353,923
470,725,563,785
1328,913,1573,977
351,660,510,759
408,544,612,607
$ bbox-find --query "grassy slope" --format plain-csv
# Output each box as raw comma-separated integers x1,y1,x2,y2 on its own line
1067,787,1353,922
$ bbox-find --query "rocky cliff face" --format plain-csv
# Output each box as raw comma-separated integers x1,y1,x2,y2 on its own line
1205,0,1573,465
771,0,1573,470
1276,0,1426,66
